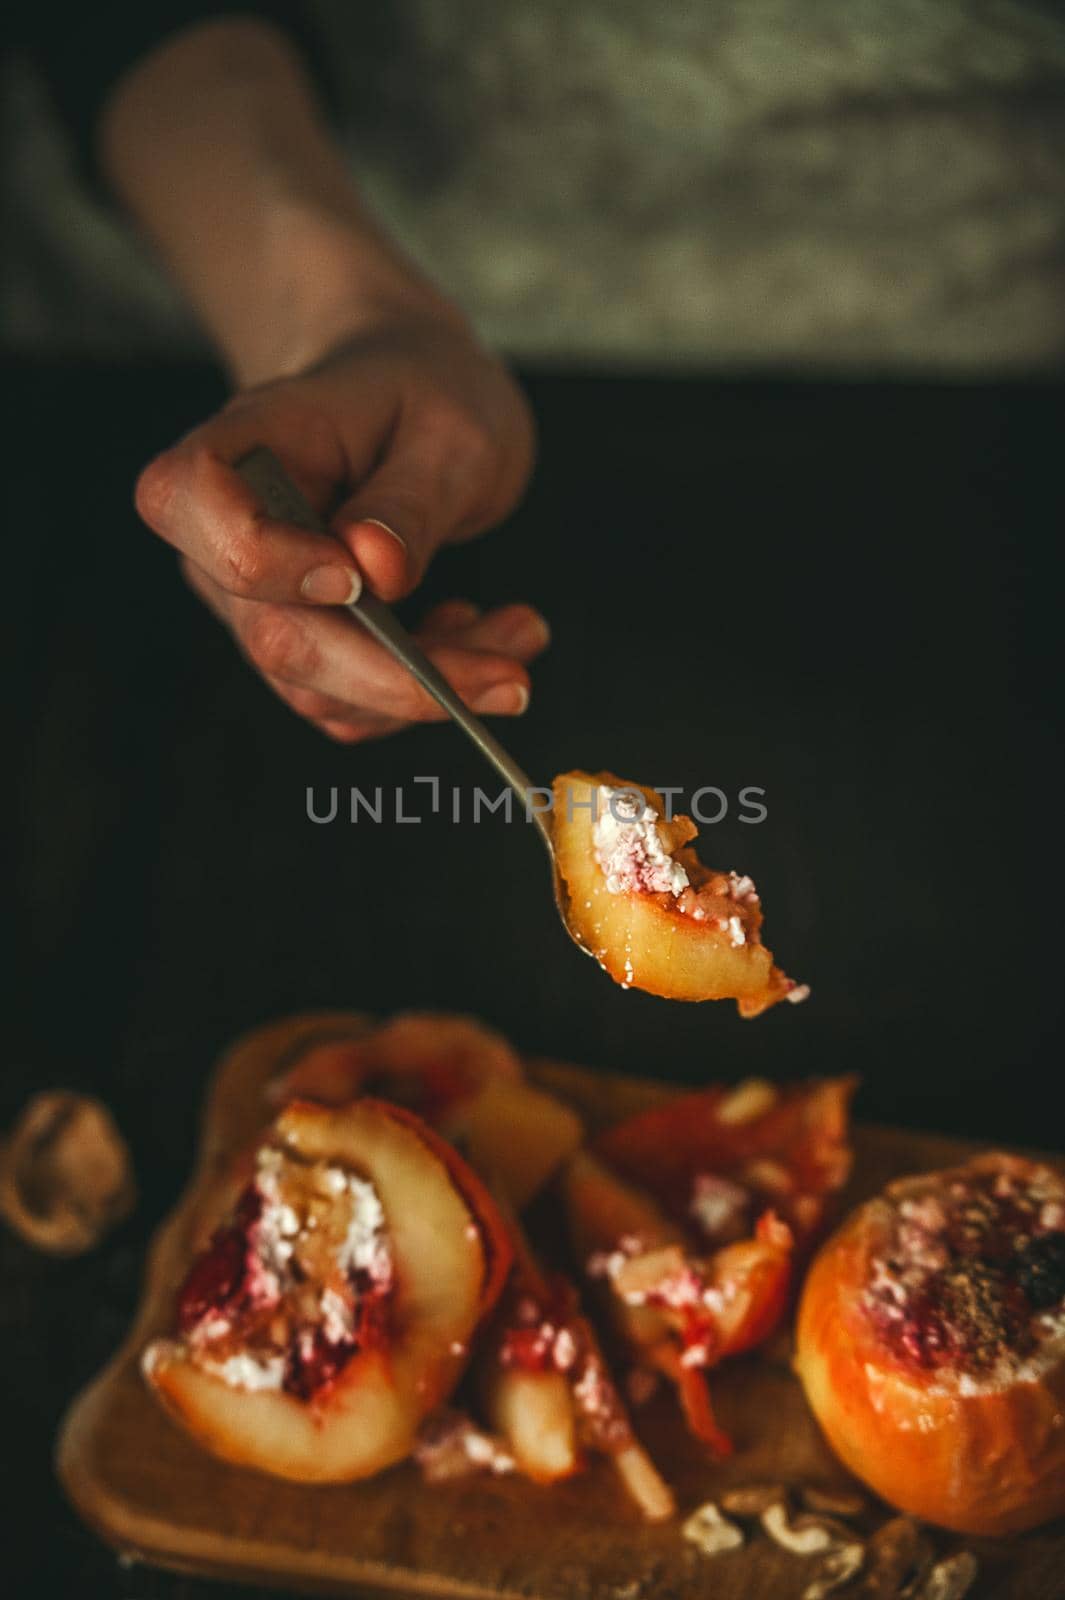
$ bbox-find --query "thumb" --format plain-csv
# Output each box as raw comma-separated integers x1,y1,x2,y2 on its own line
327,448,450,601
332,419,492,602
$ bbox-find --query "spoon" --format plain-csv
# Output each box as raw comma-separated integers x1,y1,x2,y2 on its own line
235,446,590,956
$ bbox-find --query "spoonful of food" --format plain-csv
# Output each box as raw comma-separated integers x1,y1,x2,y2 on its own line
235,446,590,956
237,449,806,1015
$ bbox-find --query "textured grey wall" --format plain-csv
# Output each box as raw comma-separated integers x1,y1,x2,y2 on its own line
5,0,1065,370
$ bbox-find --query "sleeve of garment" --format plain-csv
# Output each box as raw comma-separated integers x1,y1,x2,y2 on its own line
16,3,333,176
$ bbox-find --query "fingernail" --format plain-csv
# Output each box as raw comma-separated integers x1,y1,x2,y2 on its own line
359,518,407,552
301,565,362,604
473,683,530,716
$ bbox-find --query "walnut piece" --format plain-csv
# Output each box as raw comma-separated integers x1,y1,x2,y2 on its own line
863,1517,935,1598
761,1501,854,1556
802,1542,866,1599
912,1552,979,1600
682,1501,745,1556
801,1485,867,1519
721,1483,788,1517
0,1092,135,1254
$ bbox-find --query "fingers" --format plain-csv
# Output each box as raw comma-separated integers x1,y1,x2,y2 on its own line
182,559,546,728
331,405,504,601
262,673,404,744
420,598,482,635
139,358,528,617
419,598,550,660
137,426,362,607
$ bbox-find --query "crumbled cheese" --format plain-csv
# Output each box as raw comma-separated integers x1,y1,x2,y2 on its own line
317,1166,348,1197
689,1173,751,1241
336,1173,390,1282
202,1350,286,1391
680,1342,710,1368
252,1146,301,1290
414,1411,516,1482
863,1161,1065,1394
463,1430,516,1473
553,1327,578,1371
592,785,689,897
194,1313,232,1342
572,1358,611,1418
321,1286,354,1343
178,1149,393,1398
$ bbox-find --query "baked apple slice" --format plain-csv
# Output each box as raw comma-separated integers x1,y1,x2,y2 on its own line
564,1151,793,1455
268,1012,522,1115
552,771,806,1013
143,1098,512,1482
595,1076,856,1250
270,1014,582,1210
481,1210,674,1518
796,1152,1065,1534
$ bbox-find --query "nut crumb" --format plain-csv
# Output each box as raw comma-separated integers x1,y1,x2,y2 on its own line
682,1501,744,1556
863,1517,934,1597
912,1551,979,1600
721,1483,788,1517
801,1486,867,1519
803,1543,865,1599
762,1502,852,1556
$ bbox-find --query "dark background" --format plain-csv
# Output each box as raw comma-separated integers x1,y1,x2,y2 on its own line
4,358,1064,1593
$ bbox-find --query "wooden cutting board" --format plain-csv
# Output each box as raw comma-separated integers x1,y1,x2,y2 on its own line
57,1013,1064,1599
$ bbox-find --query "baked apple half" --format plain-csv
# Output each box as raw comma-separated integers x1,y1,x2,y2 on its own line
270,1014,582,1210
796,1152,1065,1534
564,1150,793,1455
143,1098,512,1482
552,771,806,1013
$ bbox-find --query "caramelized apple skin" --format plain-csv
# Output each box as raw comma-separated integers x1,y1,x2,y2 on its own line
796,1194,1065,1535
360,1099,515,1318
552,772,797,1012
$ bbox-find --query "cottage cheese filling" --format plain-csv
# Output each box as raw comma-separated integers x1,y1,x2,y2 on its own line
592,785,690,896
862,1159,1065,1393
160,1143,394,1398
589,784,770,953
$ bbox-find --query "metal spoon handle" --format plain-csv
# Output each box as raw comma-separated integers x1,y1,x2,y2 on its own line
234,446,550,843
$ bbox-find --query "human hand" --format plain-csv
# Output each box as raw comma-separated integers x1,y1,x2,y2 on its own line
135,318,543,741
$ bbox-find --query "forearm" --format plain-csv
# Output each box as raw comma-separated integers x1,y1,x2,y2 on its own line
98,18,464,386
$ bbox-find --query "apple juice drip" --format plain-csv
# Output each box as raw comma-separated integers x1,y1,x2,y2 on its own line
174,1144,393,1399
863,1162,1065,1380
